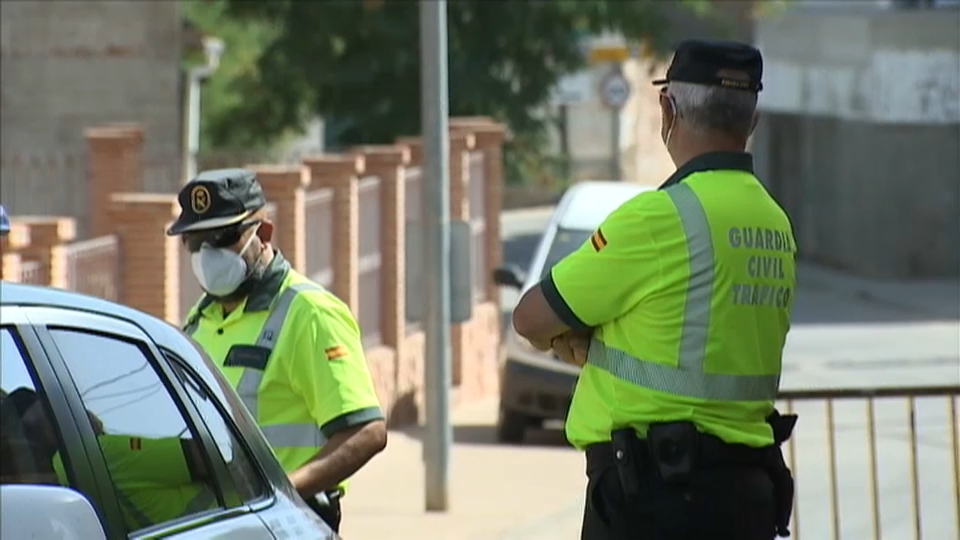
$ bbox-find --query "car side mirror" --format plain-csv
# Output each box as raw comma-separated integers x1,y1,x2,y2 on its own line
1,485,107,540
492,265,525,290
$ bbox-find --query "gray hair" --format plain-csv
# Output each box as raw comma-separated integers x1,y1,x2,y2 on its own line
668,81,758,138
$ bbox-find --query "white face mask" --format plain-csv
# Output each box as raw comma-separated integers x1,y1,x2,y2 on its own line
190,227,259,297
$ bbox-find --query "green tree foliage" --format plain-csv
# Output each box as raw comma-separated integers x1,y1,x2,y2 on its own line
185,0,713,183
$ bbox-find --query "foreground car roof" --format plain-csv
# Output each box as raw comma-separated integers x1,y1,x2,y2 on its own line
0,282,186,350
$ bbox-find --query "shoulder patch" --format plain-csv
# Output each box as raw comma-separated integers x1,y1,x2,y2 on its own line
590,228,608,252
325,345,349,361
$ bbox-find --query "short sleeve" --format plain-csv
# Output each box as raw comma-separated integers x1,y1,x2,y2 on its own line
541,197,661,328
288,295,384,440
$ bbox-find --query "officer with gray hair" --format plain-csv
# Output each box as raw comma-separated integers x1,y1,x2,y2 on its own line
512,39,798,539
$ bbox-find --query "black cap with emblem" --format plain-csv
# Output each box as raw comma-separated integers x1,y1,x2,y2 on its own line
653,39,763,93
166,168,267,236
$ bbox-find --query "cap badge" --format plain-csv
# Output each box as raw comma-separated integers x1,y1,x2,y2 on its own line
190,185,212,214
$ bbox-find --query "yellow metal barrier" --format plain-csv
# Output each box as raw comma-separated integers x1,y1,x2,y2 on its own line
778,385,960,540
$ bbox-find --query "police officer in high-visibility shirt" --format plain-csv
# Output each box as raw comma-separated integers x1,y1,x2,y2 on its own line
167,169,387,532
513,40,799,540
4,388,215,530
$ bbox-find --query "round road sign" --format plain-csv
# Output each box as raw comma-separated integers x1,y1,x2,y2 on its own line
599,71,631,110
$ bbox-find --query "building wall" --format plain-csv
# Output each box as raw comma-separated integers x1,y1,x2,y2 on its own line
752,7,960,278
0,0,182,237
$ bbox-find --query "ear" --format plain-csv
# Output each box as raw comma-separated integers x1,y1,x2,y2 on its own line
257,221,275,243
660,93,674,124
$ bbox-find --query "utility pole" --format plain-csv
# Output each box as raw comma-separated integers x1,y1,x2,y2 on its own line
419,0,453,512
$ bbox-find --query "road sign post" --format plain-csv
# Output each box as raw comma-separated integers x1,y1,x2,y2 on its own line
599,66,631,181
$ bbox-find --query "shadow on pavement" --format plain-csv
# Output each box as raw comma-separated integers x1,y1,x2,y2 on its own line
395,423,573,449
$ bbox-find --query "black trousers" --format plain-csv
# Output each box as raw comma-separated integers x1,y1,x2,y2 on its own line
581,463,777,540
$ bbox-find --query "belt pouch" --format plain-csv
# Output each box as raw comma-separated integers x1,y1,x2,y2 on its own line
647,421,699,484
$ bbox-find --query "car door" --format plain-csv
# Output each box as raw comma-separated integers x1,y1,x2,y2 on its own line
21,306,275,540
0,306,119,537
153,317,335,538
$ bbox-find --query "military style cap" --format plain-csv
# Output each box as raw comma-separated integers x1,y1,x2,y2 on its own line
0,205,10,235
167,168,266,236
653,39,763,92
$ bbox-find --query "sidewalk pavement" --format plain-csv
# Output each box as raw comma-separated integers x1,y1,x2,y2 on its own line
339,398,586,540
797,262,960,320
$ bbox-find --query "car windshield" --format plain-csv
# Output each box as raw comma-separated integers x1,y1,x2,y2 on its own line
539,227,593,279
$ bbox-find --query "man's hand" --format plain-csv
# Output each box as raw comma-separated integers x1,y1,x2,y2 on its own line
551,331,591,367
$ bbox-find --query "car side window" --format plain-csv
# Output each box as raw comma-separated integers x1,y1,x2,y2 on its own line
0,328,69,487
48,328,222,533
167,356,269,503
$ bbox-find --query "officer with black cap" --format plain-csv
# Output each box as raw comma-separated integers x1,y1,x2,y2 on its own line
512,39,799,539
168,169,388,533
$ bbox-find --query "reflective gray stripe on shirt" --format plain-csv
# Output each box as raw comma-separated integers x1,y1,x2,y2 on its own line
230,282,328,448
586,182,780,402
116,489,152,530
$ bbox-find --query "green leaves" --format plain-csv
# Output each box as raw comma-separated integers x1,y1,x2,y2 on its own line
184,0,715,181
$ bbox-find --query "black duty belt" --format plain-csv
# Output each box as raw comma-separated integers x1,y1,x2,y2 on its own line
585,413,798,538
585,428,771,476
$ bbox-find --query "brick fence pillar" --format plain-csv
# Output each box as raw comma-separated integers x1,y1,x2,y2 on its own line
470,124,508,306
395,137,424,168
86,125,145,237
448,130,475,222
0,223,30,281
352,145,410,352
302,155,364,313
16,217,76,288
249,165,310,273
448,129,476,386
109,194,180,323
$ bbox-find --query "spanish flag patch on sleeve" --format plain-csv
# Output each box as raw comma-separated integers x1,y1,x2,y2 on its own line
590,228,608,252
325,345,349,361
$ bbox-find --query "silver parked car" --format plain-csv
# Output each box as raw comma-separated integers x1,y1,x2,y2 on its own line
492,180,654,443
0,281,338,539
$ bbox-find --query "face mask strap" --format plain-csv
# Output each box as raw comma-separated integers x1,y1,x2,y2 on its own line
236,223,261,259
663,93,680,149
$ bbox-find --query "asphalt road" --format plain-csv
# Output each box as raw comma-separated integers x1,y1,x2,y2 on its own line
497,206,960,540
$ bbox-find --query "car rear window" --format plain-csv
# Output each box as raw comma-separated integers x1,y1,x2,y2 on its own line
540,228,593,280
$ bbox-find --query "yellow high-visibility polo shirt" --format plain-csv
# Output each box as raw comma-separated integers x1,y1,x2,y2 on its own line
185,252,383,490
543,152,797,450
53,435,213,529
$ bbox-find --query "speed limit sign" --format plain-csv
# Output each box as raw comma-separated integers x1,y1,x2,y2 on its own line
599,71,631,110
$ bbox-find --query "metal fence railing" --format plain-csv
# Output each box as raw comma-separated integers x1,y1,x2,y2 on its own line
304,188,334,289
357,176,382,345
777,385,960,540
64,235,121,302
18,260,44,285
404,167,423,331
468,152,487,302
